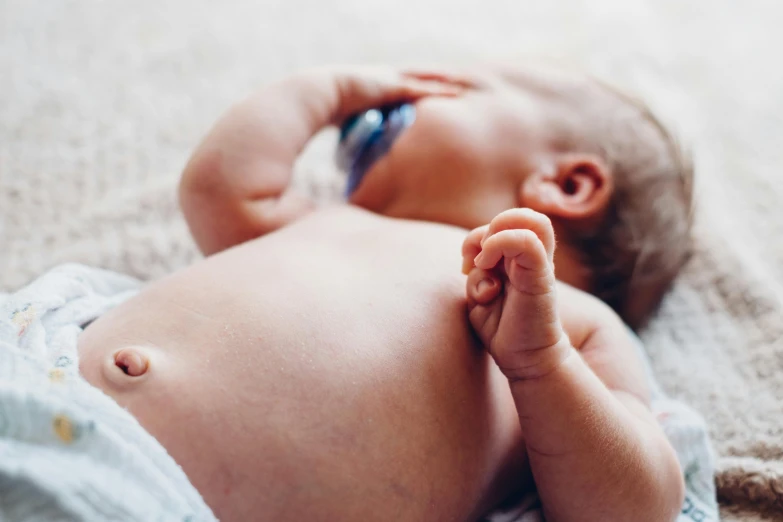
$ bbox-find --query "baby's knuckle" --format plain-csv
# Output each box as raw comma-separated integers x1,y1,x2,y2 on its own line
534,212,552,227
500,208,528,224
510,228,537,245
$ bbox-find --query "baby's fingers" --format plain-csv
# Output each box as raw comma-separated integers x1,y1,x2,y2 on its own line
475,229,550,272
466,267,502,307
462,224,490,275
402,69,482,90
397,77,463,99
332,67,461,120
485,208,555,265
465,267,503,349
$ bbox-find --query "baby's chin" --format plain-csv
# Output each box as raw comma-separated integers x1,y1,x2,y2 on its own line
346,159,396,213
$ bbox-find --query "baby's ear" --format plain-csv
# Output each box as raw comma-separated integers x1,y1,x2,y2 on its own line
519,153,613,222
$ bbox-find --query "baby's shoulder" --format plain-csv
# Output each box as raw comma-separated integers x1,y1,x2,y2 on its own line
557,282,651,401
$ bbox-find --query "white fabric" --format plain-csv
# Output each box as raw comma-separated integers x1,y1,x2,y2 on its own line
0,264,216,522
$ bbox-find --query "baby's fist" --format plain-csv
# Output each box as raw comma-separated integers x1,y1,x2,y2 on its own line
462,209,572,381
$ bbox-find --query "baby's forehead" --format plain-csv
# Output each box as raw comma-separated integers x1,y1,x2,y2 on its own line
495,65,661,144
493,64,591,97
492,64,630,115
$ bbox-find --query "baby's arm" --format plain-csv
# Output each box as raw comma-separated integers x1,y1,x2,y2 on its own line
462,209,684,522
179,67,459,255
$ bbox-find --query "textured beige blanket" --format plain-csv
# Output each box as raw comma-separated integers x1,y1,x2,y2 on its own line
2,1,781,519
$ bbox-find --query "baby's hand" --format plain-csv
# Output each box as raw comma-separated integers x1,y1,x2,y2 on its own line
462,209,573,381
325,67,464,123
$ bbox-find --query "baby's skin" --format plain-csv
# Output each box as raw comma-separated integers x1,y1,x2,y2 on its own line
78,68,684,521
78,206,681,521
80,207,525,520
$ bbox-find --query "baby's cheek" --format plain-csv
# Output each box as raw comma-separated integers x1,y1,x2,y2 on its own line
410,101,480,160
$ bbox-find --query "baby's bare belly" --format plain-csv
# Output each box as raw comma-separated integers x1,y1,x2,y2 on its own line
78,206,528,521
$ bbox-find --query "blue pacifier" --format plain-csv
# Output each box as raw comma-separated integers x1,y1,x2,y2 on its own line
336,103,416,197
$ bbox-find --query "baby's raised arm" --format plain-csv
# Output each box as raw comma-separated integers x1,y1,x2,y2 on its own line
462,209,685,522
179,68,460,255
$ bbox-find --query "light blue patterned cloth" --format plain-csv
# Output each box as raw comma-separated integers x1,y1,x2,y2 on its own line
1,264,718,521
636,335,720,522
0,264,216,522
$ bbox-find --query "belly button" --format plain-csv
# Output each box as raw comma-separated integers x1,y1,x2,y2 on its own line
114,348,149,377
99,346,153,390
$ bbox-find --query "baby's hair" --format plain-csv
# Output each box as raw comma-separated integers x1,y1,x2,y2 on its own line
565,77,695,328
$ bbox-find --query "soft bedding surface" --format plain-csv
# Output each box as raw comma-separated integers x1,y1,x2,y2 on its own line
2,1,782,519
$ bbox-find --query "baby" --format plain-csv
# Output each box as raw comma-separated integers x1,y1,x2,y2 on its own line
178,64,692,329
76,66,691,521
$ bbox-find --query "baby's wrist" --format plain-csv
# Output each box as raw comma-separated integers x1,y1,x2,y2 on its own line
500,336,575,383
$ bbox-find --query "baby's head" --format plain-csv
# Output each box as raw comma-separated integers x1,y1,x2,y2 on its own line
349,64,694,328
